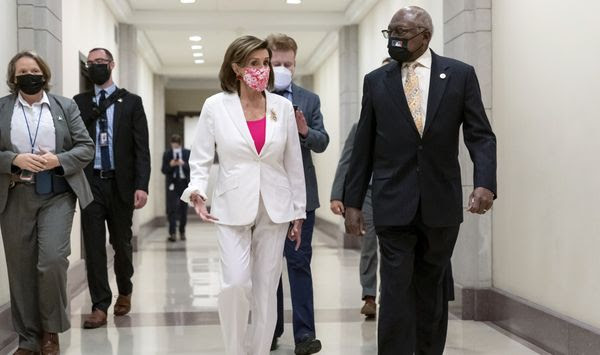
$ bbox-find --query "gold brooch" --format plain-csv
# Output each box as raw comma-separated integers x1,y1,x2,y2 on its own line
270,108,277,121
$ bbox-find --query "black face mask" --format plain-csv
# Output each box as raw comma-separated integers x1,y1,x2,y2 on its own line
387,31,426,63
88,63,112,85
16,74,45,95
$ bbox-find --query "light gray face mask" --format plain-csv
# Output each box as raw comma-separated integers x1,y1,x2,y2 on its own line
273,66,293,91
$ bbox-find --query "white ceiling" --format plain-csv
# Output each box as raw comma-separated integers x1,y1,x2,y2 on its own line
105,0,378,81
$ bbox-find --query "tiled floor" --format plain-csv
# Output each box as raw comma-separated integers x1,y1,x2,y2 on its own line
56,221,545,354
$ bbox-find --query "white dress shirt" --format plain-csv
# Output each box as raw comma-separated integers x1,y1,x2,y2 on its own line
11,92,56,154
401,49,432,125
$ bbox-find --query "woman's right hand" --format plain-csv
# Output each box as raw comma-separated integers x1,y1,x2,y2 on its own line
13,153,47,172
191,193,219,223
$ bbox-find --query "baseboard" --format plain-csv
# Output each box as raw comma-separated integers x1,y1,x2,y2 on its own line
0,258,90,353
314,216,361,250
456,285,600,355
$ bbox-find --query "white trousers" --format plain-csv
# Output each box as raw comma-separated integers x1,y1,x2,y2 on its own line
216,199,288,355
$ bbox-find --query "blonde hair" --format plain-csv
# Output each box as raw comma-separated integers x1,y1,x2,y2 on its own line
6,51,52,94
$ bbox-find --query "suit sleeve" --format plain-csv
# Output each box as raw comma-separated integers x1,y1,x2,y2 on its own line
161,151,174,175
132,96,151,192
180,100,215,204
299,95,329,153
284,103,307,220
55,99,95,176
462,66,497,196
330,123,357,201
343,76,376,209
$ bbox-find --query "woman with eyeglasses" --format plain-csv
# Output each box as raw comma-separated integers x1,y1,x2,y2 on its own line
0,51,94,355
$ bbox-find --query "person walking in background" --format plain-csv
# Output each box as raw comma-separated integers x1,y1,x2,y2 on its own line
74,47,151,329
161,134,190,242
181,35,306,355
266,33,329,355
0,51,94,355
344,6,496,355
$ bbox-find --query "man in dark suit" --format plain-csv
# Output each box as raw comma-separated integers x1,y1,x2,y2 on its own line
161,134,190,242
344,7,496,355
267,33,329,355
74,47,151,329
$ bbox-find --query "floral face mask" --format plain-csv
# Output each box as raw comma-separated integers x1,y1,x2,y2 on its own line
242,66,270,92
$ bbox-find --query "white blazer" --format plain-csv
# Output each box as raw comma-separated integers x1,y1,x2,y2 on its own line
181,91,307,226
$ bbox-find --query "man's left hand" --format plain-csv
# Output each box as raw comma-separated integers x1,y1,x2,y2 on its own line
134,190,148,209
295,110,309,137
467,187,494,214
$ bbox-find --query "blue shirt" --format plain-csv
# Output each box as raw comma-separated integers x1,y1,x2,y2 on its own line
277,84,293,102
93,84,116,170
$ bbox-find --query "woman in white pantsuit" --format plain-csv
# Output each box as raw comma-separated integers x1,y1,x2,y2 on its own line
181,36,306,355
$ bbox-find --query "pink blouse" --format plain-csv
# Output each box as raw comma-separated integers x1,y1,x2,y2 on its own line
247,116,266,154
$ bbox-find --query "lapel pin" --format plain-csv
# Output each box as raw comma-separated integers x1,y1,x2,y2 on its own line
270,108,277,121
117,98,123,103
58,116,63,121
440,73,447,79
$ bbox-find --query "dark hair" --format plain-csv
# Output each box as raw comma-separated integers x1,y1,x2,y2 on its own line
170,134,182,144
219,35,274,93
6,51,52,94
89,47,114,61
266,33,298,55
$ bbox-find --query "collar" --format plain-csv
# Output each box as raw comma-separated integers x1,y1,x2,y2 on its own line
15,91,50,108
94,83,117,96
403,48,432,69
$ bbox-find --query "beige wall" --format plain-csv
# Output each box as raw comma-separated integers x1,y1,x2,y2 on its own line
358,0,443,87
312,49,340,224
492,0,600,329
0,0,18,306
165,88,219,115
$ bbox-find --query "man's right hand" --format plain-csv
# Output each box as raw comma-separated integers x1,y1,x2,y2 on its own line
13,153,47,172
330,200,345,215
169,159,178,167
344,207,365,236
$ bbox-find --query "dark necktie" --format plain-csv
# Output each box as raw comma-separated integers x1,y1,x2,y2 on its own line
98,90,111,171
174,152,180,179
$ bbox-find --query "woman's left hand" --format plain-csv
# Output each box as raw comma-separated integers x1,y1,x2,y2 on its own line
39,149,60,170
287,219,303,251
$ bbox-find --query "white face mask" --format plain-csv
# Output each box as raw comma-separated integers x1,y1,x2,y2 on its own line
273,66,293,91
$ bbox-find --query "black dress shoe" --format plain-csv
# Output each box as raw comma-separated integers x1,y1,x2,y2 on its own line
167,234,176,242
295,336,321,355
270,336,278,351
180,233,186,241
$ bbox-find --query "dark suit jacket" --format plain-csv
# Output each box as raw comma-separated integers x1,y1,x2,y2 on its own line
161,148,190,186
344,50,496,227
0,93,95,213
74,89,151,205
291,83,329,212
330,123,357,202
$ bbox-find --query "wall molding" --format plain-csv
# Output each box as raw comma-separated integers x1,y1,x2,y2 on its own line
455,285,600,355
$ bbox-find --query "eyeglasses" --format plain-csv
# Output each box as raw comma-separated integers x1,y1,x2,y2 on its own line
85,58,112,68
381,27,424,39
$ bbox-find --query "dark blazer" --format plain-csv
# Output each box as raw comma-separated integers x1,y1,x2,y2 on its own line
330,123,357,202
74,89,151,205
0,93,95,213
161,148,190,185
291,83,329,212
344,50,496,227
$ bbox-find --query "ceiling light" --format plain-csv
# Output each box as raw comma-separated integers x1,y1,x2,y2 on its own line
180,0,196,3
193,53,204,57
195,59,205,64
191,45,203,50
189,35,202,42
286,0,302,4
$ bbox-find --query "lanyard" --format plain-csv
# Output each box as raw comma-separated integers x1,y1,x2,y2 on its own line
20,102,44,154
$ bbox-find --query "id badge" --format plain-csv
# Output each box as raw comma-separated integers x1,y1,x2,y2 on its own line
99,132,109,147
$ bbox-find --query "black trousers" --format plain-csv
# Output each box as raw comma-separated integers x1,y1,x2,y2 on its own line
166,179,188,235
376,210,460,355
82,175,134,313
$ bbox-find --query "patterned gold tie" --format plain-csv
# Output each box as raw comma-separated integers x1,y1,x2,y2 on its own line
404,62,425,136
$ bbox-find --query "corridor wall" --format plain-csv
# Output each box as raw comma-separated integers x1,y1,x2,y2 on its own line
492,0,600,329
